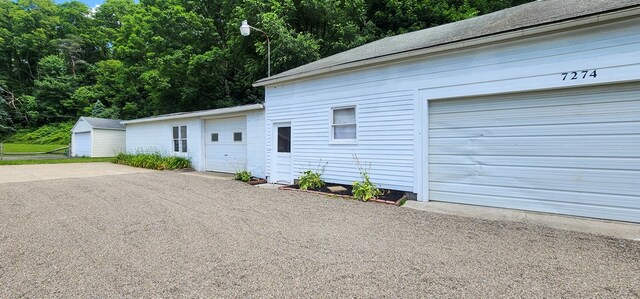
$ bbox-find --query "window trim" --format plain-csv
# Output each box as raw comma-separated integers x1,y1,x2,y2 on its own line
172,125,188,153
330,106,357,144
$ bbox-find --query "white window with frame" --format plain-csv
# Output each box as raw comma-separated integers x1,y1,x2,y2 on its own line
331,106,357,142
172,125,187,153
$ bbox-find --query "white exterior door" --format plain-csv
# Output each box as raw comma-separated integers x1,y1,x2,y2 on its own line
428,84,640,223
204,117,247,173
73,132,92,157
270,123,292,184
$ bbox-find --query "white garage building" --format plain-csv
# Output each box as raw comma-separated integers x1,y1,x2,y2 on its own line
255,0,640,222
122,104,265,177
71,117,126,157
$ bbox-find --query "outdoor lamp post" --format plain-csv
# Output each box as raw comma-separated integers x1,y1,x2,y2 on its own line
240,20,271,77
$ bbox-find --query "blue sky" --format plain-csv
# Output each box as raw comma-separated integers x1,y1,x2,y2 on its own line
55,0,104,8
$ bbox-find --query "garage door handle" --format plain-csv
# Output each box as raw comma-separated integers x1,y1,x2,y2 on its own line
225,154,228,156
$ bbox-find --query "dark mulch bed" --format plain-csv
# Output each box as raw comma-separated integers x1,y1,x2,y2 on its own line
248,177,267,185
284,183,406,202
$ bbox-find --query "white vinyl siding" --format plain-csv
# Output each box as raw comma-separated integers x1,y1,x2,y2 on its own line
126,118,203,169
428,84,640,223
266,91,415,191
91,129,125,157
246,111,266,178
124,110,264,175
265,17,640,199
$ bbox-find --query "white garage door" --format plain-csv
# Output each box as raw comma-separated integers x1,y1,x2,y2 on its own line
428,84,640,223
205,117,247,173
73,132,91,157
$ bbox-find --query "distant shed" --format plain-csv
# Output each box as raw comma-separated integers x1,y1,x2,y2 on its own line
71,117,126,157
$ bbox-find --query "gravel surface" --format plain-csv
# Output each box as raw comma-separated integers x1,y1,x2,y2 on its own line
1,172,639,298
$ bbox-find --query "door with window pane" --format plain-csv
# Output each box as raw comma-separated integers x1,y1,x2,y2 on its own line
271,123,292,184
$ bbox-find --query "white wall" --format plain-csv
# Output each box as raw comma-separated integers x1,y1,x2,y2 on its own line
125,110,265,173
247,110,266,178
92,129,126,157
125,118,204,170
264,17,640,194
72,119,92,133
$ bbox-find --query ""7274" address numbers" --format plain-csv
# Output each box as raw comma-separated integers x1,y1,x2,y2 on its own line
561,70,598,81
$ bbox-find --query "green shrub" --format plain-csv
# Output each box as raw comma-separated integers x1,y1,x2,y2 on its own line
298,160,327,190
299,170,325,190
113,152,191,170
352,154,382,201
234,170,252,182
7,122,74,144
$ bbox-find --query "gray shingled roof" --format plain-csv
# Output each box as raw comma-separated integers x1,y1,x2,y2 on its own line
121,104,264,125
255,0,640,86
82,117,125,130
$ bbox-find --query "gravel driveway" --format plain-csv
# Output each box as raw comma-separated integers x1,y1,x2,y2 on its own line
1,172,638,297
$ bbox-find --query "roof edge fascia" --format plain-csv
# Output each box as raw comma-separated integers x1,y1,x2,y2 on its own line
121,104,264,125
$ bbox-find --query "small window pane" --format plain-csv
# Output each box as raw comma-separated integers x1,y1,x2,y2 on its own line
173,126,179,139
181,140,187,152
173,140,180,152
211,133,218,142
234,132,242,142
277,127,291,153
334,125,356,139
180,126,187,138
333,108,355,125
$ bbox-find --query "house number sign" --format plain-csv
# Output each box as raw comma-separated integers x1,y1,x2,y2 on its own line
561,69,598,81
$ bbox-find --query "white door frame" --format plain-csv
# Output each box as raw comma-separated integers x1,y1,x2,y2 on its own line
271,122,292,184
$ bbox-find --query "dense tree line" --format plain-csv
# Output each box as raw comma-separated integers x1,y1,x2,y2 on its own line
0,0,532,137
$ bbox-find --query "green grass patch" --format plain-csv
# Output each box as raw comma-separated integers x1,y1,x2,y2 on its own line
6,122,73,144
113,152,191,170
0,157,113,166
2,143,67,153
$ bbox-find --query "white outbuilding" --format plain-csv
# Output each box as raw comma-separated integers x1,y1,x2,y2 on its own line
122,104,265,177
254,0,640,223
71,117,126,157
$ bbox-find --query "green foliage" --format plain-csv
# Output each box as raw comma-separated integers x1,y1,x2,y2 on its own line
113,152,192,170
0,157,113,166
352,154,382,201
234,170,252,182
298,160,327,190
0,0,534,132
1,143,67,153
299,170,325,190
7,122,74,144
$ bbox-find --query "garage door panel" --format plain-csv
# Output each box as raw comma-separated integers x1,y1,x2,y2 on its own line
431,182,640,209
430,87,640,115
205,117,247,173
429,121,640,138
429,83,640,222
430,191,640,223
74,132,91,157
430,135,640,157
431,169,639,198
430,109,640,129
430,155,640,171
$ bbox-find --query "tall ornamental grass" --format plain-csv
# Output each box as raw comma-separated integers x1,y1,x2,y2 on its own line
114,152,191,170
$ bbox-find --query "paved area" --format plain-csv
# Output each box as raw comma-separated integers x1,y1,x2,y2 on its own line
0,162,153,183
404,201,640,241
1,172,639,297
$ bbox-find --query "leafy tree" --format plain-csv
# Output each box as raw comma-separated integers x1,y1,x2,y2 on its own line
0,0,535,134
